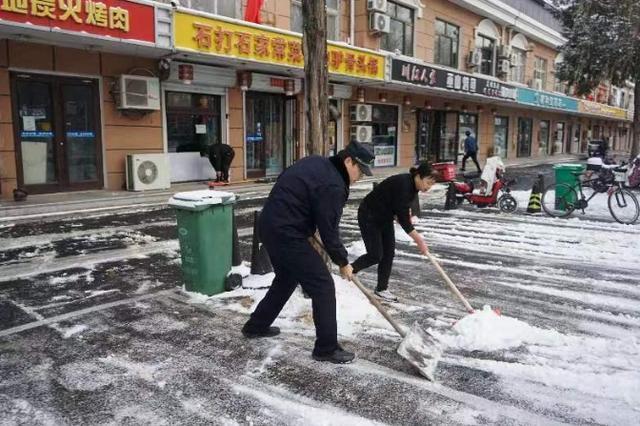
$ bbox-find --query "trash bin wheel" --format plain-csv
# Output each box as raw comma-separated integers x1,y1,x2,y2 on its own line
225,273,243,291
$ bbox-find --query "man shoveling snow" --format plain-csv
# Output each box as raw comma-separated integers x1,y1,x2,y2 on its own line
241,142,374,364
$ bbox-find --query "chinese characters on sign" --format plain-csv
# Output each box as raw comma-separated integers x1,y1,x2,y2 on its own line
1,0,129,31
391,59,517,101
0,0,155,42
516,88,579,112
175,12,385,81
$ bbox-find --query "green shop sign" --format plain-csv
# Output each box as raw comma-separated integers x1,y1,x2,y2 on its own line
516,88,579,112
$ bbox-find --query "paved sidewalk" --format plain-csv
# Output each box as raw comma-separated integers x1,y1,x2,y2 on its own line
0,154,583,223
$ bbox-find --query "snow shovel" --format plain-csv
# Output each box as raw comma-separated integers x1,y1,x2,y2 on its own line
350,274,442,381
309,237,442,381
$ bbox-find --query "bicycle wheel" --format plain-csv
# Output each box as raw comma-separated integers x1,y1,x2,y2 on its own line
608,188,640,224
541,183,578,218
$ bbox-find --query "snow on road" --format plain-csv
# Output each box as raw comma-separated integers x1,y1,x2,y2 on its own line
2,189,640,424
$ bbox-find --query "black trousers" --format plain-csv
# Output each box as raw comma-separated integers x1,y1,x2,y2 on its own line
351,206,395,292
461,151,481,172
243,231,338,355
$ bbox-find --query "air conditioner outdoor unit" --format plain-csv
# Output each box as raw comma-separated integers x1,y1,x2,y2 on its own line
350,104,373,122
369,12,391,34
467,48,482,69
497,45,511,59
367,0,387,12
350,125,373,143
125,153,171,191
534,78,544,91
497,59,511,75
116,75,161,110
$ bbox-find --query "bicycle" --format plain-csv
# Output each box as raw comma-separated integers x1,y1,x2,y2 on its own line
540,163,640,225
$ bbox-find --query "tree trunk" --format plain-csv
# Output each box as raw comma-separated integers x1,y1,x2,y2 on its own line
633,81,640,157
302,0,329,156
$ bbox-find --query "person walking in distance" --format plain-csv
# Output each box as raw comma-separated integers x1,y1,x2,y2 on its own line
461,130,481,173
351,162,437,302
242,142,375,364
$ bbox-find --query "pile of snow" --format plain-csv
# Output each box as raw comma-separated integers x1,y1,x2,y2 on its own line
437,306,564,352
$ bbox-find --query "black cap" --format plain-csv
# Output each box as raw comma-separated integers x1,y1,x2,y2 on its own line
345,141,375,176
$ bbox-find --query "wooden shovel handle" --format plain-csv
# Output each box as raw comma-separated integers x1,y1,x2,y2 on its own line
308,236,406,337
426,254,475,314
350,275,406,337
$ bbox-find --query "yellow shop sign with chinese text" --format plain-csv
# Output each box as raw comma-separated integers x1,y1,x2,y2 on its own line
174,11,385,81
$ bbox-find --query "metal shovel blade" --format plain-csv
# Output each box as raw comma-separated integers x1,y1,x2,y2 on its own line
396,321,443,381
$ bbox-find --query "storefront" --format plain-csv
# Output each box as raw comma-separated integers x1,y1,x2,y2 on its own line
162,62,235,182
0,0,171,197
389,58,517,164
173,10,384,182
516,88,579,157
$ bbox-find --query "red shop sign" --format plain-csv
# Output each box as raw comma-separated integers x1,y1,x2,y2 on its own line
0,0,156,43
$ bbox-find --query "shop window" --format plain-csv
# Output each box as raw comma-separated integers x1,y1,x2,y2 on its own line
493,116,509,159
538,120,550,156
166,92,222,153
533,57,547,90
517,117,533,157
476,35,495,76
434,19,459,68
371,105,398,167
175,0,238,17
381,1,414,56
291,0,339,40
510,48,526,84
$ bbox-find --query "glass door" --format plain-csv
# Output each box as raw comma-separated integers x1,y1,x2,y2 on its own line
61,80,102,188
12,73,102,193
554,122,565,155
434,111,458,162
517,117,533,157
539,120,550,156
415,109,431,163
246,92,285,179
493,116,509,159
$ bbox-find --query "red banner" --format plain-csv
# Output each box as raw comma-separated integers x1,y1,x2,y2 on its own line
0,0,155,43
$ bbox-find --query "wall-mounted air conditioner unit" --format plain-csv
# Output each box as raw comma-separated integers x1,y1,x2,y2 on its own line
367,0,387,13
350,104,373,122
498,45,511,59
126,153,171,191
115,75,161,110
497,59,511,76
467,48,482,69
350,125,373,143
534,78,544,91
369,12,391,34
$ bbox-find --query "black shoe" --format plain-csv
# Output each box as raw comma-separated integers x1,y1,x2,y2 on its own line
241,325,280,339
312,345,355,364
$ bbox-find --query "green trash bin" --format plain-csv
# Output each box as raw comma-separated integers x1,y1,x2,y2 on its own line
553,163,586,209
169,190,236,296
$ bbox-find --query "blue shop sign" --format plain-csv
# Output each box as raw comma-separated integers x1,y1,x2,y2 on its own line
517,88,578,112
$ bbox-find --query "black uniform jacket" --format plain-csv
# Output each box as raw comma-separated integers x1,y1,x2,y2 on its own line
260,155,350,267
360,173,417,234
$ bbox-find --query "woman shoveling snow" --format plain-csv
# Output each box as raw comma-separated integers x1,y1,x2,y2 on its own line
351,162,438,302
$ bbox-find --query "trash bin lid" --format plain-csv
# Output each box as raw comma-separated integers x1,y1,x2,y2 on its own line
168,189,236,210
553,163,586,170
